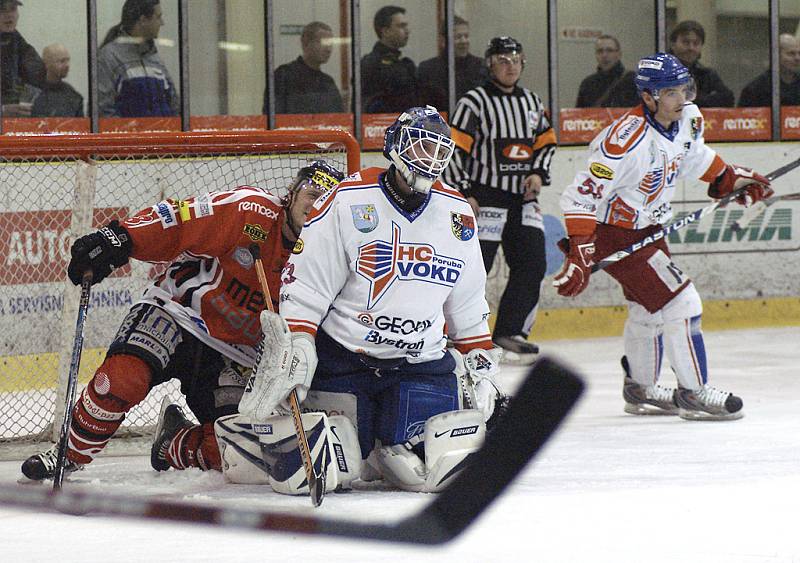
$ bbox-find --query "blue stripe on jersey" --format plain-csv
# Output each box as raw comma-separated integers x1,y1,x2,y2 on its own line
304,184,381,228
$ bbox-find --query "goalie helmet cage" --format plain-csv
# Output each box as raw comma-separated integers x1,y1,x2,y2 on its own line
0,130,360,460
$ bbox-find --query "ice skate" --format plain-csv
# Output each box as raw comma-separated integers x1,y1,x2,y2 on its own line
492,335,539,365
21,443,84,481
151,399,193,471
674,384,744,421
621,356,678,415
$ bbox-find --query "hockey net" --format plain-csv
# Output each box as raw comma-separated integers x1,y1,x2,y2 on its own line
0,130,359,459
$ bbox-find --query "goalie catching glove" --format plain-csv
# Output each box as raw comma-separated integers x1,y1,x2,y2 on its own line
708,164,773,207
452,347,506,426
552,234,595,297
239,310,317,420
67,220,132,285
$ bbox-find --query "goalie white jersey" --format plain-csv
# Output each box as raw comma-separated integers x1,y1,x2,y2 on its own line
279,167,493,361
560,103,725,237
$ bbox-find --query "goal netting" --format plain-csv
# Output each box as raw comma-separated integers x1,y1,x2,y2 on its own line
0,130,359,459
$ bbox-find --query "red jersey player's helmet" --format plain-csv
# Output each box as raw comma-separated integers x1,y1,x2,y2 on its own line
635,52,696,101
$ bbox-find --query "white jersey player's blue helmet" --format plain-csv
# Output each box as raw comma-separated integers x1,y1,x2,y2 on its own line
383,105,455,194
635,52,696,101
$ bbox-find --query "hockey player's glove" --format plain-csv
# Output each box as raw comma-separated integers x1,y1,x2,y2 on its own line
553,234,595,297
67,220,132,286
708,164,773,207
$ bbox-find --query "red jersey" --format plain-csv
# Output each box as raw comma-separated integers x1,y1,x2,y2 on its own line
123,186,291,367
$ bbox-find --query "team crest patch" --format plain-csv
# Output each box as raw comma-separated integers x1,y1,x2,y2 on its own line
690,117,702,140
351,204,379,233
292,238,304,254
233,246,254,269
450,212,475,241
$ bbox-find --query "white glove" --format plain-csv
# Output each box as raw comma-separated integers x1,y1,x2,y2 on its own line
452,347,503,421
239,311,317,420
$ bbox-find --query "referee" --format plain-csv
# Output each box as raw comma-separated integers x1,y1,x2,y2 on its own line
443,36,556,364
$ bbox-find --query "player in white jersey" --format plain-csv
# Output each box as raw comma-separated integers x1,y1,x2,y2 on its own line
228,107,504,495
554,53,773,420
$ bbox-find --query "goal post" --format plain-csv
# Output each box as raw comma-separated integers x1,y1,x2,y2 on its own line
0,129,360,458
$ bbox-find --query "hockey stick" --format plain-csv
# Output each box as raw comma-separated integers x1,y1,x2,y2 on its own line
53,270,93,490
589,156,800,272
0,357,583,544
730,191,800,232
249,244,324,508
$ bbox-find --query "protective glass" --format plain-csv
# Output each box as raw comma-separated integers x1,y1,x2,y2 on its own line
653,77,697,103
397,126,455,178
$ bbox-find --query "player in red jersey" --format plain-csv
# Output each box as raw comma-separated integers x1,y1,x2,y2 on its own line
21,161,344,481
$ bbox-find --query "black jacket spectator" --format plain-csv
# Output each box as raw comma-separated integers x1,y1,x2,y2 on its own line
739,70,800,107
30,81,83,117
417,53,487,112
361,41,417,113
0,30,45,104
680,58,735,107
576,61,637,107
269,56,344,114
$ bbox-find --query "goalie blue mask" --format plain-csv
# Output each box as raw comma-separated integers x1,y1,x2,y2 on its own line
383,106,455,194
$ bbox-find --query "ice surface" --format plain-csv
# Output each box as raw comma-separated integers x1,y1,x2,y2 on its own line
1,327,798,563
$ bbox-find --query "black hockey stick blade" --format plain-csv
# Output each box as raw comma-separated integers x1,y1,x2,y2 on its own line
0,357,583,544
53,270,93,490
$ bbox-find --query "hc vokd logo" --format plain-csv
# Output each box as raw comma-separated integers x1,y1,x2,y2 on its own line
356,222,464,309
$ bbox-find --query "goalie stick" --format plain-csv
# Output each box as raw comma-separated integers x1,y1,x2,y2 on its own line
586,156,800,272
53,270,93,490
0,357,582,543
249,244,324,508
730,191,800,233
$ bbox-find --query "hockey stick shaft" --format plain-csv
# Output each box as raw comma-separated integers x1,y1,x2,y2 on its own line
591,156,800,272
730,190,800,232
249,244,323,508
53,270,93,490
0,357,584,544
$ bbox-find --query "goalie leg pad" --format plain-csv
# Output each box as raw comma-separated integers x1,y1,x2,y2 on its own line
423,409,485,492
215,414,270,484
254,412,359,495
370,409,486,493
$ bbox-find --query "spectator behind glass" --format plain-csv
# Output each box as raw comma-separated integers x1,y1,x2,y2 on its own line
575,35,638,108
361,5,417,113
29,43,83,117
268,22,344,115
669,20,734,107
417,16,487,112
0,0,45,117
98,0,179,117
739,33,800,107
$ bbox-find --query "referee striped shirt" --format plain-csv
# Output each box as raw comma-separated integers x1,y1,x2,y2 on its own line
443,80,557,195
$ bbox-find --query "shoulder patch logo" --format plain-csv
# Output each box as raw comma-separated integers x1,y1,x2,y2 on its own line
590,162,614,180
292,238,304,254
450,212,475,241
351,204,379,233
243,223,267,242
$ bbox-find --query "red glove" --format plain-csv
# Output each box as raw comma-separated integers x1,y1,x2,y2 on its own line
552,234,595,297
708,164,774,207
